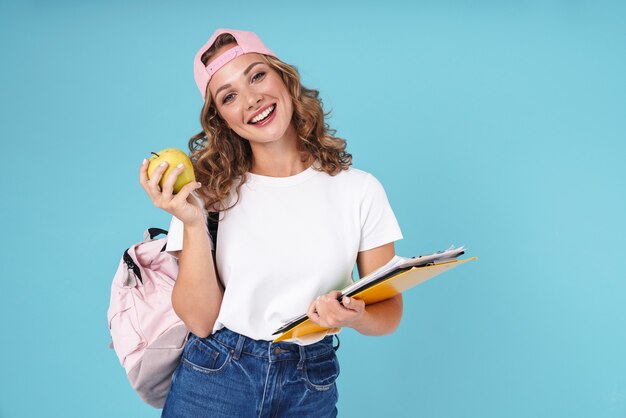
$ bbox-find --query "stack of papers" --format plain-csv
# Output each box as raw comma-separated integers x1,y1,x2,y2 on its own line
273,246,466,336
340,245,465,298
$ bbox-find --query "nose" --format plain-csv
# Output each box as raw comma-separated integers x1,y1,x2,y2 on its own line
245,90,262,110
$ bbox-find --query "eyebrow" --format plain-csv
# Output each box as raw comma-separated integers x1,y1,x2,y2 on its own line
214,61,265,99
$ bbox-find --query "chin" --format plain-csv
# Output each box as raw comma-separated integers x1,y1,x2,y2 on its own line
244,124,293,145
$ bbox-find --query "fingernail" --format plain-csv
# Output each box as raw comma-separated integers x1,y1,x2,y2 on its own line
142,158,148,165
344,297,351,305
177,163,184,169
160,162,167,167
196,182,202,187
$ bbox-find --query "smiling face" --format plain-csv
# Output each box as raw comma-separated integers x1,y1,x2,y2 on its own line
207,46,296,148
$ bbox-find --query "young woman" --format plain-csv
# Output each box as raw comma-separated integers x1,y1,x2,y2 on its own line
139,28,403,418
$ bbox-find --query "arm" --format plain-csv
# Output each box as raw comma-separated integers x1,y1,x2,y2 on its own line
171,221,224,338
352,242,403,336
139,159,223,338
308,242,403,336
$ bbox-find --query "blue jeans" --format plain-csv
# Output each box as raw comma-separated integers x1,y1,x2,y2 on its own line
161,328,340,417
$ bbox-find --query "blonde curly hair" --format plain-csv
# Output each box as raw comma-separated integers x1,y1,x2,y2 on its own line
188,33,352,213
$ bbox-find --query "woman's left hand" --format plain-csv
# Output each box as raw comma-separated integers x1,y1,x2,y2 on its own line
307,290,367,330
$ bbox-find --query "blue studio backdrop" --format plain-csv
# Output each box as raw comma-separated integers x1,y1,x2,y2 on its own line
1,1,625,417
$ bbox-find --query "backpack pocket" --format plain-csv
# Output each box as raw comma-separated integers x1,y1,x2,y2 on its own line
108,290,146,368
127,324,189,408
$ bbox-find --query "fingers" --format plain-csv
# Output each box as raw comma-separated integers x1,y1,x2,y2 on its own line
307,298,321,324
139,159,156,197
139,159,169,198
316,292,344,314
342,296,365,312
316,291,343,313
139,159,197,204
139,159,149,187
148,161,169,191
308,292,364,329
170,180,203,207
160,163,187,198
138,158,204,227
327,290,343,299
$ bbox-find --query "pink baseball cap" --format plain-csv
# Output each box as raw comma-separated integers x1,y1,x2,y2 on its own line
193,28,278,101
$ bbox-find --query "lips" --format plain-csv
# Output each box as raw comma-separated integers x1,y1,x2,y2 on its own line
248,104,276,125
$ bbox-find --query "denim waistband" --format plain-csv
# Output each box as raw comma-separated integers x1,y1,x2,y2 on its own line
207,327,336,363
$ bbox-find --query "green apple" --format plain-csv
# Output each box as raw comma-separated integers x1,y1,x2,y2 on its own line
147,148,196,194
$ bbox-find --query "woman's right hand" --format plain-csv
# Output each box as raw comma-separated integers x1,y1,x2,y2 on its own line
139,159,205,227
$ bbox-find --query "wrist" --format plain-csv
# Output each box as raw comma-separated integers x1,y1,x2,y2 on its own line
349,308,371,333
183,219,207,233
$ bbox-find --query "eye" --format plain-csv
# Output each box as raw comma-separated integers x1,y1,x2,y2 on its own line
251,72,266,83
222,92,236,104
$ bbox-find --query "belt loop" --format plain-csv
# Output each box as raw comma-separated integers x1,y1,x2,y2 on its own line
233,334,245,361
333,334,340,351
297,344,306,370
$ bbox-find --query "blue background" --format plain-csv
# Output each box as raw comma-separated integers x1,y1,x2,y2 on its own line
1,1,625,417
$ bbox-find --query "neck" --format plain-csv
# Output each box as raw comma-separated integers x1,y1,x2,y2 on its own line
250,152,312,177
248,124,312,177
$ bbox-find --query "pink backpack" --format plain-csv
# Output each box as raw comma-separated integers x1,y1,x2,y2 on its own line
107,227,188,408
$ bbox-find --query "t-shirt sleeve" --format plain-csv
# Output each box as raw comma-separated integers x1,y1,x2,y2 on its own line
164,193,214,256
164,214,215,256
164,215,184,255
358,173,403,252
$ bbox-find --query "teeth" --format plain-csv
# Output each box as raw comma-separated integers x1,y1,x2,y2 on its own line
250,105,275,124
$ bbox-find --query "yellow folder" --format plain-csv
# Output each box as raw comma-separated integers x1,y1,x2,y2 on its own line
272,256,477,342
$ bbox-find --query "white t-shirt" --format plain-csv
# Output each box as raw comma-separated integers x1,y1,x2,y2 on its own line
165,165,402,343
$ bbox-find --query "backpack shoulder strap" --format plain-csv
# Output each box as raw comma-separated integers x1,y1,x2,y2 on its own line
207,212,219,250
